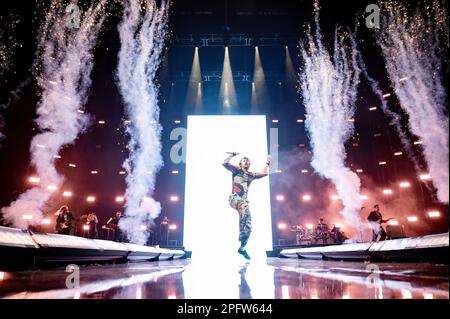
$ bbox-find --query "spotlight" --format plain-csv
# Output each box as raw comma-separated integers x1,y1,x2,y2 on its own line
302,194,311,202
170,195,179,202
91,171,98,174
330,195,339,201
413,140,423,145
427,211,440,218
174,120,181,124
53,155,62,159
305,223,314,230
28,176,40,184
41,218,51,225
423,293,434,299
369,106,377,111
407,216,418,222
63,191,72,197
83,224,90,231
169,224,177,230
419,174,431,181
399,76,408,82
36,144,46,148
399,181,411,188
401,289,412,299
136,288,142,299
98,120,106,125
86,196,96,203
301,169,308,173
394,151,403,156
115,196,124,203
360,194,368,200
388,219,398,226
143,196,151,202
140,225,147,231
378,161,387,165
277,223,287,230
272,119,279,123
0,272,5,281
382,93,391,98
297,119,304,123
356,169,363,173
119,171,126,175
68,163,76,168
171,170,179,174
383,189,393,195
22,215,33,220
276,195,285,201
47,185,58,191
334,223,343,228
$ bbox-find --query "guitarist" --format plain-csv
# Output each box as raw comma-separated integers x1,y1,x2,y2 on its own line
55,205,74,235
106,211,123,242
367,204,392,242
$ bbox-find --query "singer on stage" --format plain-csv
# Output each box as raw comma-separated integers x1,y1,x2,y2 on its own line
223,152,271,260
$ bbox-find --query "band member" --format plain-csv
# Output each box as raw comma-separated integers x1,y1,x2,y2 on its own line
86,213,99,239
315,218,329,244
330,224,347,244
55,205,74,235
223,152,271,260
107,211,123,242
160,216,169,246
367,204,390,242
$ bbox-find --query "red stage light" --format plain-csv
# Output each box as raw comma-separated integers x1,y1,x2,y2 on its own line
427,211,440,218
277,223,287,230
28,176,40,184
86,196,96,203
399,181,411,188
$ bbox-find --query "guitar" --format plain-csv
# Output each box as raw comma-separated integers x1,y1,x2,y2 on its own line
379,218,394,224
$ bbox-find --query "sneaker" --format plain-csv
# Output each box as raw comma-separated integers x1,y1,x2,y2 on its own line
238,248,251,260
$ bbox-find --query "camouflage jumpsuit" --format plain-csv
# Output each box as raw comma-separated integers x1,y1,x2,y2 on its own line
223,162,267,247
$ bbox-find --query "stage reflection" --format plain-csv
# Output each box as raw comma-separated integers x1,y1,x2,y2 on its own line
0,258,448,299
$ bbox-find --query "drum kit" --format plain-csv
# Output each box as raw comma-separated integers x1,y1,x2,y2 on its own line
290,224,346,245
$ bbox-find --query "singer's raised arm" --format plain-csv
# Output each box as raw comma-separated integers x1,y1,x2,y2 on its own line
223,153,239,172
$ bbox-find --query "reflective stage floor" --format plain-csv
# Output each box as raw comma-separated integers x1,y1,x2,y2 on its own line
0,258,448,299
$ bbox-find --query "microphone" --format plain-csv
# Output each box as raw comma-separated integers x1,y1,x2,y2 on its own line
226,152,239,156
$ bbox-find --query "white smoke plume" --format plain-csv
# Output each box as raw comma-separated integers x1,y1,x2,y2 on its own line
116,0,169,244
299,1,363,238
374,0,449,203
1,0,108,229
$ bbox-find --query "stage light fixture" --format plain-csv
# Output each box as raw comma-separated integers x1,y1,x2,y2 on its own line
427,211,440,218
28,176,40,184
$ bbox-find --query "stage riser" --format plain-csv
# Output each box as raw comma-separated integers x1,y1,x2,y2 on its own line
281,233,449,263
0,226,186,270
